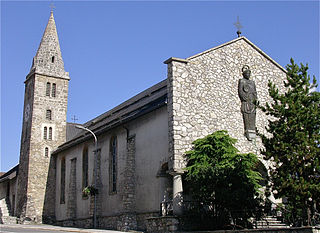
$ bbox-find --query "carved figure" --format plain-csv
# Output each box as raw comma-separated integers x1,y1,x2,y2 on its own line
238,65,257,141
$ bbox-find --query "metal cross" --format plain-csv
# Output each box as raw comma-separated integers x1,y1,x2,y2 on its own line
50,3,56,12
233,16,243,37
71,115,79,123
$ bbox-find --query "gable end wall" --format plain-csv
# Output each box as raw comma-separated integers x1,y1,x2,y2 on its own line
166,38,287,172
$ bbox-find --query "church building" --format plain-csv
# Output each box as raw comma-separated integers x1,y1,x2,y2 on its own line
0,11,287,232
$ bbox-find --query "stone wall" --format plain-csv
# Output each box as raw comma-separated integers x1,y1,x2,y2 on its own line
166,37,287,173
146,216,179,233
118,135,137,231
56,212,159,231
16,72,69,223
179,227,320,233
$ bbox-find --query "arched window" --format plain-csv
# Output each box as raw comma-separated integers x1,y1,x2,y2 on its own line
60,157,66,204
44,127,47,140
82,147,88,190
109,136,117,193
46,110,52,120
45,147,49,157
49,127,53,140
52,83,56,97
46,82,51,96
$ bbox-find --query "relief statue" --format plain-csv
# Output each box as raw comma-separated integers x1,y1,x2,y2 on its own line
238,65,257,141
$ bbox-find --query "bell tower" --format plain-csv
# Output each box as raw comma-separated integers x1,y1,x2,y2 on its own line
16,10,70,223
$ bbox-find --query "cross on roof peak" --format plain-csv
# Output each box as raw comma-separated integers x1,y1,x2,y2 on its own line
233,16,243,37
50,3,56,12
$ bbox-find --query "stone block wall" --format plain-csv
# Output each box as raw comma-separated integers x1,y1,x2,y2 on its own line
166,37,287,172
146,216,179,233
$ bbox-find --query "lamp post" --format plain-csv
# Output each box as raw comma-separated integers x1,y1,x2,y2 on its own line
75,125,98,229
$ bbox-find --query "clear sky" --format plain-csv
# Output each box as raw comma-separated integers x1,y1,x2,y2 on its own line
1,1,319,172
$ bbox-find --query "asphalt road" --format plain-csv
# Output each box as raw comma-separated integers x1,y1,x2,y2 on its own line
0,226,60,232
0,224,131,233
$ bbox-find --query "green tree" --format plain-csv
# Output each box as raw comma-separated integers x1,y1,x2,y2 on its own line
258,59,320,226
184,130,263,230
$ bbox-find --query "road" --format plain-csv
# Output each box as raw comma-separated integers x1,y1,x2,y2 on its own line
1,226,59,232
0,224,131,233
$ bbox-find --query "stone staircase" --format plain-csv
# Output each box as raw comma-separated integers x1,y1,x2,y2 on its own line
254,216,289,229
0,197,17,224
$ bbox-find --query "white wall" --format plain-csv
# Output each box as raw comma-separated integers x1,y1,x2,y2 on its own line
55,105,169,220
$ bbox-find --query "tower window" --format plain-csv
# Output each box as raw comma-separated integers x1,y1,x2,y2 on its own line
44,127,47,140
52,83,56,97
46,110,52,120
60,157,66,204
45,147,49,157
49,127,53,140
109,136,117,194
46,82,51,96
51,56,55,63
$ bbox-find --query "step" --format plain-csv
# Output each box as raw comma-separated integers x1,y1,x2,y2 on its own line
1,216,17,224
254,216,289,229
0,198,12,217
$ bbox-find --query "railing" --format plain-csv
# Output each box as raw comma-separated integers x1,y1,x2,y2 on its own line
160,199,320,229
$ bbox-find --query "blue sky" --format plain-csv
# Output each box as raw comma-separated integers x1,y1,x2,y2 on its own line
1,1,319,172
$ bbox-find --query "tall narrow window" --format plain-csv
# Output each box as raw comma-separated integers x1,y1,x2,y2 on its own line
52,83,56,97
60,157,66,204
82,147,88,190
46,82,51,96
44,127,47,140
49,127,53,140
46,110,52,120
109,136,117,193
51,56,55,63
45,147,49,157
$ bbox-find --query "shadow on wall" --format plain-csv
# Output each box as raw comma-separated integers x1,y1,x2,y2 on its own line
42,155,57,224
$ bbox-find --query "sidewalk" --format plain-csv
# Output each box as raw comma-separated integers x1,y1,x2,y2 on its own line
0,223,143,233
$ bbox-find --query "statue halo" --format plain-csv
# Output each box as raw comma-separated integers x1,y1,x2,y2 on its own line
242,65,250,73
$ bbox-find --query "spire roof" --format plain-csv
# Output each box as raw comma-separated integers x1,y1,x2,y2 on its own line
29,11,69,79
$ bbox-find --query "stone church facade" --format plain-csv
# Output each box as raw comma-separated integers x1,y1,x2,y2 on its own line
0,11,286,231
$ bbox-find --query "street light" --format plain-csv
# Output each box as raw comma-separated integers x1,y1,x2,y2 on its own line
75,125,98,229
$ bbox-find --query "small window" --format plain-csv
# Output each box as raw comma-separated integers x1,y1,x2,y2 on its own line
51,56,55,63
44,127,47,140
46,82,51,96
46,110,52,120
49,127,52,140
45,147,49,157
109,136,117,194
60,157,66,204
52,83,56,97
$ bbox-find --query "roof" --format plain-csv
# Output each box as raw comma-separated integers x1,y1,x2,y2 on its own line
53,79,167,155
0,165,19,183
27,11,69,81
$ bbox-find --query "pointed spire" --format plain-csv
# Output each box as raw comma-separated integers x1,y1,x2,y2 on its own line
29,11,69,79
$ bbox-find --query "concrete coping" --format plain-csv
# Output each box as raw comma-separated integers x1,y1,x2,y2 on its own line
164,57,189,64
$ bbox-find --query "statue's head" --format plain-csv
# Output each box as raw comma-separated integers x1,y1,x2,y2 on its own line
242,65,251,79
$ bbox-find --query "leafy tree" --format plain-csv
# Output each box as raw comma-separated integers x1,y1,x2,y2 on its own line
184,130,263,230
258,59,320,226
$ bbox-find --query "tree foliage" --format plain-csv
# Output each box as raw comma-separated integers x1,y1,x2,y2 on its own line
258,58,320,226
184,130,263,230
